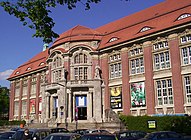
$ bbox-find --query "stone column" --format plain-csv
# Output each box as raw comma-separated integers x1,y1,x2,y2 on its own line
100,54,110,110
57,89,62,122
93,80,102,122
68,89,72,122
50,95,53,119
143,41,155,115
72,94,75,122
87,89,93,121
45,92,50,122
168,33,184,113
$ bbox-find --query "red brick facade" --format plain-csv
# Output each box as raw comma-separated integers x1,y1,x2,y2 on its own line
7,0,191,124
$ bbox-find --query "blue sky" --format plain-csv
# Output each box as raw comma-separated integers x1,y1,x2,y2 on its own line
0,0,164,88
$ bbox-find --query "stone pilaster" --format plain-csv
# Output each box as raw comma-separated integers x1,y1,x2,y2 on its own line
143,41,155,115
121,47,131,115
19,78,23,120
168,33,184,113
100,53,110,110
9,81,15,120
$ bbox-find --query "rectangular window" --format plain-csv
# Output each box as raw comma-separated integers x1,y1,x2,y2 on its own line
110,63,122,79
110,65,114,78
109,53,121,79
181,34,191,43
118,63,122,77
79,67,83,80
22,86,28,96
130,57,144,75
15,88,20,97
31,84,36,97
84,67,88,80
22,101,27,115
154,41,168,50
165,52,170,68
156,78,173,106
181,46,191,65
154,51,170,70
74,67,88,80
74,68,78,80
14,102,19,116
184,75,191,103
181,36,187,43
131,60,135,74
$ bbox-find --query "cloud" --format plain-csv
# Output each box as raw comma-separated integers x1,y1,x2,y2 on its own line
0,69,14,80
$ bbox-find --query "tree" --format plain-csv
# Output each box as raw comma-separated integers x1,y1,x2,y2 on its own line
0,86,9,119
0,0,101,44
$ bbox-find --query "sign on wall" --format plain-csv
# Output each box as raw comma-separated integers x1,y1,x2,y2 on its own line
30,99,36,114
76,96,87,107
147,120,157,129
39,97,42,114
131,82,146,107
110,86,122,109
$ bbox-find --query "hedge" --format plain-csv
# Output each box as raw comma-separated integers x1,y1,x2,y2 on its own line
119,115,191,135
0,120,26,126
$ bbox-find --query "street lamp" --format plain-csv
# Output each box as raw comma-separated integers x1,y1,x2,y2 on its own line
60,106,64,124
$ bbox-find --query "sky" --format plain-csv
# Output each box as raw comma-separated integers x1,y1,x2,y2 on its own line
0,0,165,88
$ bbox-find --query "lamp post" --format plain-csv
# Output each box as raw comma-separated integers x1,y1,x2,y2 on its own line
60,106,64,124
75,107,78,130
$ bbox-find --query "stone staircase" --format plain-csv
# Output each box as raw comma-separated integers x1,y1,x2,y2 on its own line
29,121,125,133
28,110,126,133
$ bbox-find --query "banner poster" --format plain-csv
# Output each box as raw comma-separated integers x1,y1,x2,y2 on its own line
39,97,42,114
131,82,146,107
110,86,122,109
30,99,36,114
76,96,87,107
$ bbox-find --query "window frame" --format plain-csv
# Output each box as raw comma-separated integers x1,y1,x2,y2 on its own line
109,53,122,79
153,40,170,71
155,78,173,106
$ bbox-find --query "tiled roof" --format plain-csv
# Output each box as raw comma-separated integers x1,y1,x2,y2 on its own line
8,49,49,79
52,25,103,48
96,0,191,49
8,0,191,80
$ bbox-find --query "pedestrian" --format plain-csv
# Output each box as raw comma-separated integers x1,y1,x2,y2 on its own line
22,128,30,140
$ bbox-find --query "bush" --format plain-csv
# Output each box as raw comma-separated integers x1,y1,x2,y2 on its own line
119,115,191,135
0,120,26,126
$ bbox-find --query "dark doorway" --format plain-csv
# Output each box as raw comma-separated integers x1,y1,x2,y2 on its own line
77,107,87,120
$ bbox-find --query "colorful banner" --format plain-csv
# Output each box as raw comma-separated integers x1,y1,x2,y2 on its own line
39,97,42,114
131,82,146,107
30,99,36,114
76,96,87,107
110,86,122,109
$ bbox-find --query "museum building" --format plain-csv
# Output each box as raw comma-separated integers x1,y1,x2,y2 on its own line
8,0,191,125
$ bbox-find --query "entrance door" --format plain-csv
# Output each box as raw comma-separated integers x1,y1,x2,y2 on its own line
78,107,87,120
75,95,87,120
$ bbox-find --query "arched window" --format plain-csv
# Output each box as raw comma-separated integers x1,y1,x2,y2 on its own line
51,56,63,82
74,53,87,64
73,53,88,80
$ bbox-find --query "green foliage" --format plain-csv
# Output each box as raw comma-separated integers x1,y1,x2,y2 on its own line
120,115,191,135
0,86,9,119
0,0,101,43
0,120,26,126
